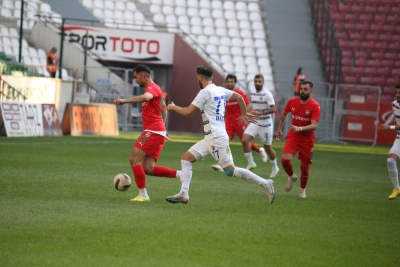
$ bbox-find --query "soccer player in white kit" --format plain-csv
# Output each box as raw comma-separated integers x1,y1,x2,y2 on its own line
378,84,400,200
241,74,279,177
165,66,275,204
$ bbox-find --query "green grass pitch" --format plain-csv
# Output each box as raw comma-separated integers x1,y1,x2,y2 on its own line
0,132,399,267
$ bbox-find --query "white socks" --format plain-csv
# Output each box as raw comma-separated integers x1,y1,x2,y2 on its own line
270,158,278,168
139,188,149,198
387,158,400,190
244,152,255,165
233,167,265,186
176,170,182,178
180,160,193,196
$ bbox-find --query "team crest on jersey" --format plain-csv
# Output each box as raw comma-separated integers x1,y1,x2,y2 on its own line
305,110,310,115
145,132,151,138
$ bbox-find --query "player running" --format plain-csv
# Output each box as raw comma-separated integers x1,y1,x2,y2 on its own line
165,66,275,204
113,64,180,202
276,81,320,198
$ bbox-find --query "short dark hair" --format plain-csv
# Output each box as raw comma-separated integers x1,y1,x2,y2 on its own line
396,84,400,89
300,81,313,88
134,64,151,74
254,74,264,80
226,74,237,83
196,66,213,78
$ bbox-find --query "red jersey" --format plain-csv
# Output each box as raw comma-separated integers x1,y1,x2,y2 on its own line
142,83,166,131
225,88,250,124
284,97,320,143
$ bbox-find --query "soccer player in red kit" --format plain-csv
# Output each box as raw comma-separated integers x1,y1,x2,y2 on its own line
212,74,267,172
113,64,180,202
276,81,320,198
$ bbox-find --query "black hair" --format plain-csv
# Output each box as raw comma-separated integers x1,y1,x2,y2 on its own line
196,65,213,78
300,81,313,88
254,74,264,80
297,67,303,75
226,74,237,83
134,64,151,74
396,84,400,89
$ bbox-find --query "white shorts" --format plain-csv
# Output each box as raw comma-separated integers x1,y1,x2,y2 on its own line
188,136,234,168
389,139,400,157
244,123,273,145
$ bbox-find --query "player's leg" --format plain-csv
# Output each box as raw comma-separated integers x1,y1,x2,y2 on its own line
214,137,275,203
166,140,208,204
236,124,265,161
258,126,279,177
242,123,258,169
281,140,298,192
297,145,314,198
211,124,235,172
387,140,400,199
140,134,181,178
129,142,150,202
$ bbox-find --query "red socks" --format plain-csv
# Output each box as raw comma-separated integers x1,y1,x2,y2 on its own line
300,165,309,189
281,159,294,177
153,166,177,178
250,143,260,152
132,165,146,189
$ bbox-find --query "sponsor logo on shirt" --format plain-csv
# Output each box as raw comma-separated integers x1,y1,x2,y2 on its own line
292,115,311,121
306,110,310,115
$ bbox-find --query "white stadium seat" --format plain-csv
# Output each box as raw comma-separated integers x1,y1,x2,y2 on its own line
214,18,226,28
199,0,210,8
239,20,251,29
253,30,266,39
205,44,217,54
243,38,255,47
243,47,256,57
231,37,242,46
178,16,189,25
126,2,137,11
227,19,239,29
211,9,223,19
240,29,252,38
237,12,249,21
153,14,165,24
162,5,174,15
252,21,264,31
187,7,198,17
245,56,257,65
230,46,242,56
236,2,247,10
248,3,260,12
257,48,269,57
211,0,223,9
175,0,186,6
196,35,208,45
249,12,262,22
82,0,93,8
222,63,234,73
220,54,232,64
218,45,230,55
104,1,114,9
149,4,161,14
199,8,210,18
208,36,219,45
93,0,103,9
258,57,271,67
115,1,125,10
228,28,240,38
163,0,174,5
104,10,114,19
220,37,231,46
191,25,202,35
232,55,244,65
224,10,236,20
203,18,214,27
223,1,235,10
254,39,267,48
37,48,46,58
203,26,215,36
175,7,186,16
215,27,227,36
190,17,201,25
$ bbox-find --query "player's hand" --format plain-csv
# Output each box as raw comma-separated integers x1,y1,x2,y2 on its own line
166,132,172,141
237,116,245,125
167,101,176,111
291,125,302,132
276,130,283,141
243,113,257,124
378,124,390,130
113,99,125,105
251,110,262,116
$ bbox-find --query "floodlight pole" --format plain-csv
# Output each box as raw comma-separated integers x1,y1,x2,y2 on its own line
18,0,24,63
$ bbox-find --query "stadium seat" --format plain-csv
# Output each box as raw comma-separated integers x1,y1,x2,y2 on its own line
373,15,387,26
350,6,364,17
344,76,358,84
344,14,357,24
360,77,373,85
381,60,395,69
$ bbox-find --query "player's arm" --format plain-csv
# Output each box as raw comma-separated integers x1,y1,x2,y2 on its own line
230,92,257,123
161,100,167,123
378,119,398,130
276,110,289,141
252,105,276,116
167,102,199,117
113,92,153,105
291,120,319,132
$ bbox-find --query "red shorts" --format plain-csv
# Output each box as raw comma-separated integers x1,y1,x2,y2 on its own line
134,131,166,161
226,122,246,140
283,141,314,165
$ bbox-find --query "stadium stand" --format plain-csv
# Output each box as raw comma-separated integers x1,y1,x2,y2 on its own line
0,0,73,80
315,0,400,101
78,0,274,90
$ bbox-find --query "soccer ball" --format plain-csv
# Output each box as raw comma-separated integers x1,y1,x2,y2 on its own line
113,173,131,191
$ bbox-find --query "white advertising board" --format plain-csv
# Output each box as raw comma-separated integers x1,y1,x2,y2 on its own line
1,76,57,103
63,25,175,64
0,102,63,137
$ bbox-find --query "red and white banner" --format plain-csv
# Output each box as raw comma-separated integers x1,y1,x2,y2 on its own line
63,25,175,64
0,102,62,137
